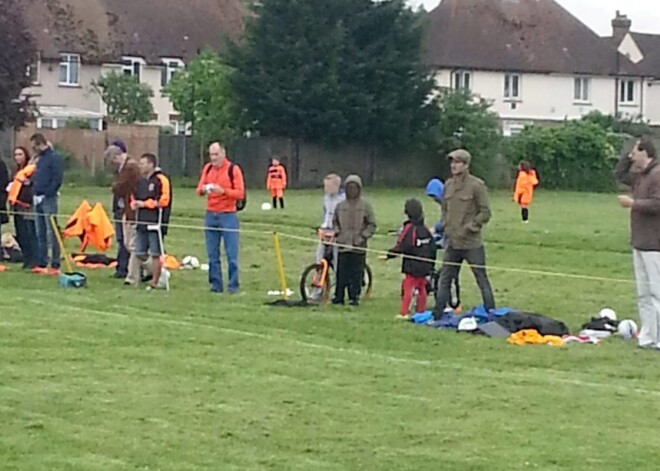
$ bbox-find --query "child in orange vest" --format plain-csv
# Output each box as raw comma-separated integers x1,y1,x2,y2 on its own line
513,161,539,223
266,157,287,209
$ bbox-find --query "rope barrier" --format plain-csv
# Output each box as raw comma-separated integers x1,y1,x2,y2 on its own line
0,207,636,286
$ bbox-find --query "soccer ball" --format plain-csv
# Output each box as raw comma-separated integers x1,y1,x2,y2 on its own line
200,263,210,272
618,319,638,340
598,308,617,321
261,202,272,211
182,255,201,270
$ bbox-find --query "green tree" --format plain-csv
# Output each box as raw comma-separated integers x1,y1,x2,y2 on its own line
165,50,238,145
0,0,37,129
426,89,503,184
92,72,154,124
506,120,620,192
230,0,436,149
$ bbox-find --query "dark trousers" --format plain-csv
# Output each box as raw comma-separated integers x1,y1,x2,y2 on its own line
433,245,495,318
521,207,529,221
14,214,38,268
114,221,129,276
334,251,366,303
272,197,285,209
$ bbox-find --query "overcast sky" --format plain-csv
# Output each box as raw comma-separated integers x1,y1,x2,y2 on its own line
410,0,660,36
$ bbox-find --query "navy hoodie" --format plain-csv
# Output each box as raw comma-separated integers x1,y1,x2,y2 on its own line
33,147,64,198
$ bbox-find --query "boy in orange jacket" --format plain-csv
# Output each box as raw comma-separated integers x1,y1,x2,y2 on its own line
514,161,539,223
266,157,287,209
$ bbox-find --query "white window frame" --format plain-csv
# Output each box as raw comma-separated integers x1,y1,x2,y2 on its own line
26,53,41,85
452,70,471,91
122,56,145,81
574,77,591,103
504,73,521,100
161,58,184,87
619,79,636,105
59,53,81,86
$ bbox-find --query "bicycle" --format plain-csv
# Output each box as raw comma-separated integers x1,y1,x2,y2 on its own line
299,229,373,304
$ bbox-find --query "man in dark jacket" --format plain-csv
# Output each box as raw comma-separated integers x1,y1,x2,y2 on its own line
105,143,142,285
30,133,64,274
388,198,435,318
433,149,495,319
332,174,377,306
106,140,132,278
131,153,172,290
615,138,660,349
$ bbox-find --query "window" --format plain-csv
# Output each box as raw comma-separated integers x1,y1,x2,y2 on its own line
26,53,41,85
59,53,80,86
619,79,636,104
504,73,521,100
122,56,144,81
574,77,590,102
453,70,471,91
161,59,184,87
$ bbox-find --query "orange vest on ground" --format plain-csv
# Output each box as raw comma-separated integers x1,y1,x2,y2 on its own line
63,201,115,252
266,164,287,190
513,170,539,207
8,164,37,207
507,329,564,347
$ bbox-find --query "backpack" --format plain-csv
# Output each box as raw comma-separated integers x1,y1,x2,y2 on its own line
229,163,246,211
204,162,246,212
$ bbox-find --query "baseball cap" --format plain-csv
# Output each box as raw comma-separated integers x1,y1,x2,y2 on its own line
447,149,472,165
111,140,127,153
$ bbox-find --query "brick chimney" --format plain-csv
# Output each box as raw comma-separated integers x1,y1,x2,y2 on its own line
612,10,631,44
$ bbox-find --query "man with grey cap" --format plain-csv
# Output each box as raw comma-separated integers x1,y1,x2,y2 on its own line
432,149,495,319
105,142,141,285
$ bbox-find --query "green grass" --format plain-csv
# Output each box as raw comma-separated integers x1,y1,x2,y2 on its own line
1,186,657,470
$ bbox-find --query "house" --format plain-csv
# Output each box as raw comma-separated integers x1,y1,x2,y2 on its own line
21,0,247,132
608,12,660,125
423,0,658,135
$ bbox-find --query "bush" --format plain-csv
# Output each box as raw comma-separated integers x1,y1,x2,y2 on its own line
505,120,620,192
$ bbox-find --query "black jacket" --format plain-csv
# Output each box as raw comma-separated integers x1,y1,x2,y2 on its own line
388,219,435,277
133,170,172,234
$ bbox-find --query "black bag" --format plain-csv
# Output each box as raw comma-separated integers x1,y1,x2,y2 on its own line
229,163,246,212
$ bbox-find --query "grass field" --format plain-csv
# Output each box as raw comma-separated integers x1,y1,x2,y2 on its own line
1,185,658,470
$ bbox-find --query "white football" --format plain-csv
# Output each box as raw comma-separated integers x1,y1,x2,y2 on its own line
618,319,638,340
200,263,210,272
182,256,201,270
261,202,272,211
598,308,617,321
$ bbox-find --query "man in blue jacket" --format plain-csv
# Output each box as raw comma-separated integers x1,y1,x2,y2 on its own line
30,133,64,275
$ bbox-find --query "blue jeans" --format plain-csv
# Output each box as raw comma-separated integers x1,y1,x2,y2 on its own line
204,212,239,293
114,221,129,276
35,196,61,269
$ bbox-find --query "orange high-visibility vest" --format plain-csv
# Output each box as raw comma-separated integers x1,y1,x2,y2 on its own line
266,164,287,190
8,164,36,207
514,170,539,207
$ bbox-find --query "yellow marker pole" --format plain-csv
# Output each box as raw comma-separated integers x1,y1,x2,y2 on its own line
273,232,288,300
50,215,73,273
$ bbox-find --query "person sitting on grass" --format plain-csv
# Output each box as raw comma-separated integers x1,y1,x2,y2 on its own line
332,175,376,306
131,153,172,291
387,198,435,320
